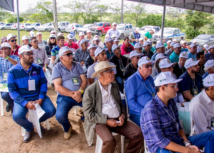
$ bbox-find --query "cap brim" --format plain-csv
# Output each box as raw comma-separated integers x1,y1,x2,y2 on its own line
91,65,116,78
155,78,182,86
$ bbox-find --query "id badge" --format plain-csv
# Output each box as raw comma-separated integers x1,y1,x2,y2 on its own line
3,73,7,81
72,77,80,86
211,118,214,131
28,80,36,91
193,88,198,96
36,58,42,64
121,68,125,72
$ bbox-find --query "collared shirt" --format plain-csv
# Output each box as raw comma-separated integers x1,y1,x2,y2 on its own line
104,47,114,59
165,49,173,56
7,62,47,107
98,80,120,118
125,71,156,115
64,42,79,50
142,49,154,59
51,45,60,56
151,46,156,53
190,90,214,135
11,45,20,56
169,51,179,63
141,95,183,153
38,40,47,50
121,43,134,55
106,28,120,37
205,53,214,61
123,62,138,80
52,61,84,96
144,31,152,39
188,52,196,60
0,55,20,79
181,48,188,52
31,47,49,65
74,48,90,62
84,35,94,44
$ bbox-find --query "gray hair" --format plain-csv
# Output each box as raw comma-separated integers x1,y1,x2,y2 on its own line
204,66,214,73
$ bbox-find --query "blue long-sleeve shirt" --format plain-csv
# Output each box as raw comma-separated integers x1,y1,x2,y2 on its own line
7,62,47,107
124,71,156,115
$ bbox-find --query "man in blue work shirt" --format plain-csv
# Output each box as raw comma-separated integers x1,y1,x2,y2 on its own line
125,56,156,126
141,71,214,153
51,35,65,64
130,28,141,45
8,45,56,143
188,43,197,60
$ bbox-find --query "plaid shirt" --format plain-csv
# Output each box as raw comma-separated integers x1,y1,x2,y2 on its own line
140,95,183,153
74,48,90,62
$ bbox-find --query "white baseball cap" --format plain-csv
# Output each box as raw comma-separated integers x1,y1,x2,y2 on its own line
203,74,214,87
159,58,175,69
193,40,197,43
112,44,121,51
134,43,143,49
59,46,73,57
174,43,181,48
67,34,75,40
1,42,11,49
18,45,32,55
139,37,144,41
22,35,29,41
79,32,84,36
179,51,188,59
111,34,117,38
203,44,209,50
105,37,113,43
208,45,214,50
144,41,152,46
36,32,42,36
138,56,154,67
95,47,105,57
88,43,98,50
105,34,110,38
180,40,186,44
49,34,56,38
7,33,17,41
129,51,143,58
173,39,177,42
184,58,200,69
86,29,92,33
29,31,35,37
112,22,117,26
114,38,120,42
155,53,166,61
154,71,182,86
50,30,56,34
93,37,101,41
204,60,214,68
170,42,175,47
190,43,197,48
57,32,64,36
156,42,164,48
80,39,89,45
167,40,171,44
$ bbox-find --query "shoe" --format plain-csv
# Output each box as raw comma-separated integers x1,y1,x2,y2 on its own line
23,130,34,143
64,126,72,140
5,104,11,112
40,124,46,132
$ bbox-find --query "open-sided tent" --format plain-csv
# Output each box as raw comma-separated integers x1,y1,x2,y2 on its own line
0,0,14,12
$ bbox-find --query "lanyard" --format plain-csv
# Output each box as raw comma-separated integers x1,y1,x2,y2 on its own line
191,78,198,89
163,105,178,125
23,69,33,80
142,80,156,97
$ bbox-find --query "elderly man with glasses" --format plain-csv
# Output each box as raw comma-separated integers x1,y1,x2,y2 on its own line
83,61,143,153
125,56,156,126
6,33,20,56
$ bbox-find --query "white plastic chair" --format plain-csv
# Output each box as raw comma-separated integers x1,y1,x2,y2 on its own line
0,92,4,116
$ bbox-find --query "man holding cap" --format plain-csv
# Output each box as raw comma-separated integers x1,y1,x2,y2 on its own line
144,29,154,41
36,32,47,50
85,43,98,68
151,42,166,61
188,43,197,60
129,28,141,45
169,43,182,63
106,22,120,38
104,37,114,59
134,43,143,53
123,51,142,80
110,44,128,92
179,58,203,101
93,35,104,48
125,56,156,126
0,42,19,113
8,45,56,143
52,46,87,139
84,29,93,44
51,35,65,64
7,33,20,56
77,32,85,48
64,34,79,50
22,35,31,47
141,71,214,153
83,61,143,152
173,51,188,78
203,60,214,79
87,47,117,85
205,45,214,61
121,37,134,55
74,39,90,65
143,41,154,59
190,74,214,135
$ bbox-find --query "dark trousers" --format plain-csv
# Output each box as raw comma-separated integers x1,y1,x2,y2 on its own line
1,92,14,108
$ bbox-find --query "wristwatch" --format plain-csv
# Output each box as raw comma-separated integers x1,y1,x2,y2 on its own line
6,56,9,60
184,140,191,147
79,89,84,94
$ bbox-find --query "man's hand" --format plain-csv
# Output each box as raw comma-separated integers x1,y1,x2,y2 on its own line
186,145,200,153
118,114,125,126
107,119,119,127
135,39,139,42
34,99,43,105
42,67,46,72
25,101,36,110
71,91,82,103
0,50,7,59
80,61,85,66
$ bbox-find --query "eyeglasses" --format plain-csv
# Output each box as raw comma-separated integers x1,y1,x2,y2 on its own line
33,40,38,43
50,37,55,39
23,52,34,56
144,64,152,68
102,69,113,73
10,39,17,42
96,40,100,42
63,53,73,57
136,56,141,59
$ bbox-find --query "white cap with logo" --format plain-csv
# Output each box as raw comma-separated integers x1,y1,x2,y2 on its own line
88,43,98,50
18,45,32,55
159,58,175,69
134,43,143,49
22,35,29,41
154,71,182,86
1,42,11,49
174,43,181,48
95,47,105,57
112,22,117,26
29,31,35,37
204,60,214,68
7,33,17,41
179,51,188,59
59,46,74,57
105,37,113,43
203,44,209,50
167,40,171,44
86,29,92,33
203,74,214,87
155,53,166,61
184,58,200,69
67,34,75,40
49,34,56,38
190,43,197,48
79,32,84,36
112,44,121,51
129,51,143,58
36,32,42,36
138,56,154,67
156,42,164,48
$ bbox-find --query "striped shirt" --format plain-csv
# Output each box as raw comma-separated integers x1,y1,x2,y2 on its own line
74,48,90,62
7,62,47,107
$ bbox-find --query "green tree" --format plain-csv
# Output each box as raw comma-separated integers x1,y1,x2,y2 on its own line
139,14,163,27
109,2,121,23
95,5,108,21
0,7,13,21
64,1,82,23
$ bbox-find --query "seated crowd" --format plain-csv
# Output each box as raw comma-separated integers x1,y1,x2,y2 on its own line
1,24,214,153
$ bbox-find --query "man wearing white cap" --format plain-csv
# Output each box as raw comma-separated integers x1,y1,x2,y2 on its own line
22,35,31,47
144,29,154,41
93,35,104,48
139,37,144,48
129,28,141,45
104,37,114,59
111,34,117,40
203,44,209,53
74,39,90,65
190,74,214,135
113,37,120,45
51,35,65,64
36,32,47,50
77,32,85,48
173,51,188,78
84,29,93,44
106,22,120,38
151,53,166,78
134,43,143,53
64,34,79,50
205,45,214,61
165,41,175,56
179,58,203,101
151,42,166,61
52,46,87,140
0,42,19,113
85,43,98,68
123,51,142,80
143,41,154,59
196,51,206,75
166,40,171,50
7,33,20,56
141,71,214,153
202,60,214,79
87,47,117,85
83,61,143,152
109,44,128,92
29,31,35,38
180,40,188,52
125,56,156,126
8,45,56,142
188,43,197,60
169,43,182,63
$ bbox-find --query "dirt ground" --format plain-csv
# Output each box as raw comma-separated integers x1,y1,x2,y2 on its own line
0,86,130,153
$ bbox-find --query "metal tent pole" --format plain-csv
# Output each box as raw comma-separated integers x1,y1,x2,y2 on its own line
160,6,166,42
16,0,20,45
121,0,123,23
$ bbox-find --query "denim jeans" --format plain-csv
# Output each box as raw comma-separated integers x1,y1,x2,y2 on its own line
156,131,214,153
55,95,83,132
1,92,14,108
129,114,141,127
116,76,124,93
13,95,56,132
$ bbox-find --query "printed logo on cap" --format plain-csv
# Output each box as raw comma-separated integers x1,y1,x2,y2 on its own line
167,59,171,63
208,81,214,84
147,57,150,61
182,53,186,56
192,59,195,61
160,79,167,82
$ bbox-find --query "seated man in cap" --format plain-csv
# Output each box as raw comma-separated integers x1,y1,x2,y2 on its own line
87,47,117,85
142,41,154,59
165,42,175,56
74,39,90,65
53,46,87,139
125,56,156,126
30,37,49,72
151,42,166,61
64,34,79,50
190,74,214,135
188,43,197,60
106,22,120,38
151,53,166,78
205,45,214,61
113,37,120,45
173,51,188,78
111,34,117,40
36,32,47,51
51,35,65,64
109,44,128,92
129,28,141,45
144,29,154,41
165,40,171,50
180,40,188,52
169,43,182,63
0,42,19,113
203,44,209,54
93,35,104,48
141,71,214,153
203,60,214,79
77,32,85,48
134,43,143,53
8,45,56,142
22,35,31,47
83,61,143,152
85,43,98,69
123,51,142,80
7,33,20,56
121,37,134,55
196,51,206,76
84,30,93,44
179,58,203,101
104,37,114,59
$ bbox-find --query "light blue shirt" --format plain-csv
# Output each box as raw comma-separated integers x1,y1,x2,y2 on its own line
188,52,196,60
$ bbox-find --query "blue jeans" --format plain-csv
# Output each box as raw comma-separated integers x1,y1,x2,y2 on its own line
156,131,214,153
116,76,124,93
1,92,14,108
129,114,141,127
13,95,56,132
55,95,83,132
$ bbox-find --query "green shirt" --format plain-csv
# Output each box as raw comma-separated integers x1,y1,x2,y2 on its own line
164,43,167,48
169,51,179,63
151,46,156,53
144,31,152,39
